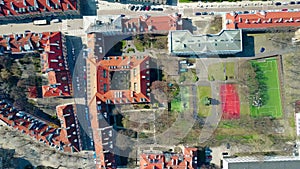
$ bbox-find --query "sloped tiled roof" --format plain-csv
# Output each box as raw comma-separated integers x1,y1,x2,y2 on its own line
0,100,78,153
225,11,300,30
0,0,77,17
122,14,182,33
140,147,198,169
96,56,151,104
56,104,81,152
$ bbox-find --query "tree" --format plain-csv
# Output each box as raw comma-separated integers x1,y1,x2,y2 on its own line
0,69,11,80
150,81,179,103
11,62,22,78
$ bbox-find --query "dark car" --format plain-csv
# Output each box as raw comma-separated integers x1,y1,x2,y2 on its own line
157,8,163,11
290,1,296,4
130,5,135,10
145,5,151,11
202,12,208,15
243,11,249,14
135,6,140,11
140,5,146,10
195,12,201,15
297,1,300,4
275,2,281,5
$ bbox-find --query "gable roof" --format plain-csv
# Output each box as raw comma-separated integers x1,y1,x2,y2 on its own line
0,0,77,17
226,11,300,30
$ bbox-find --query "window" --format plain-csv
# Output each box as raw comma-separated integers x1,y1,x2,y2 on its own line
104,84,107,92
103,69,107,78
134,83,137,92
133,68,137,77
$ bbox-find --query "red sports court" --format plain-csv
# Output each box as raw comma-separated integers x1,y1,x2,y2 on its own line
220,84,240,119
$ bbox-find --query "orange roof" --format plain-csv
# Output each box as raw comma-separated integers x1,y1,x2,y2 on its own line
122,14,182,33
140,148,198,169
56,104,81,152
0,0,77,17
0,101,77,153
226,11,300,29
0,31,49,55
140,154,165,169
89,96,116,169
27,86,38,98
42,70,72,98
96,56,151,104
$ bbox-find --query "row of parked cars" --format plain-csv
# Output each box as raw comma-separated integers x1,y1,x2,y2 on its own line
195,12,214,16
129,5,163,11
275,1,300,5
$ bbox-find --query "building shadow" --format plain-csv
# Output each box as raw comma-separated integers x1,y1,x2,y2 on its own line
80,0,97,16
235,32,255,57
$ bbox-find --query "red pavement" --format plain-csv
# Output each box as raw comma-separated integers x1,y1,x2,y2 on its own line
220,84,240,119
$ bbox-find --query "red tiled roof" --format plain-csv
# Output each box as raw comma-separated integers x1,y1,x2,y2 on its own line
56,104,81,152
140,154,165,169
0,0,77,17
96,56,151,104
122,14,182,33
0,101,77,152
42,70,72,97
0,31,71,98
0,31,49,55
90,96,116,169
27,86,37,98
140,148,198,169
226,11,300,30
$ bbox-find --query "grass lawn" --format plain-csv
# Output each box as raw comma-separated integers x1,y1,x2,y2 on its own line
134,41,145,52
197,86,212,117
171,86,190,112
250,58,283,118
208,62,235,81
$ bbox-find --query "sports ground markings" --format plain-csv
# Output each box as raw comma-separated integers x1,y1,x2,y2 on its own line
250,58,283,118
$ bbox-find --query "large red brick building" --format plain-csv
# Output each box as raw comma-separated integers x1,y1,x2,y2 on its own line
225,11,300,30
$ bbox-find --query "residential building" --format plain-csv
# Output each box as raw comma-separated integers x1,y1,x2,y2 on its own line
0,100,79,152
222,156,300,169
96,56,151,104
85,14,182,60
56,104,82,152
121,14,182,34
168,29,243,56
140,147,198,169
225,11,300,30
0,31,72,98
0,0,79,21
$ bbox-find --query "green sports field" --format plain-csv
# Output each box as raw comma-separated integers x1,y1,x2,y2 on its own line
250,58,283,118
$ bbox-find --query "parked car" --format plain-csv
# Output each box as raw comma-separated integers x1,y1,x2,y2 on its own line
130,5,135,10
195,12,201,15
145,5,151,11
202,12,208,15
135,6,140,11
157,8,163,11
290,1,296,4
275,2,281,5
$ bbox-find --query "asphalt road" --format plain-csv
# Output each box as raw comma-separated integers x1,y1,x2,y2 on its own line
97,1,300,17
